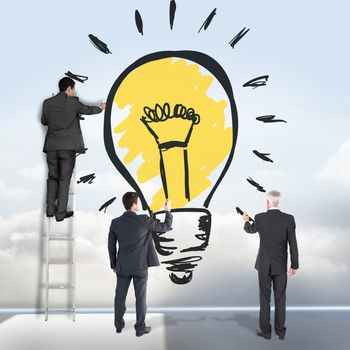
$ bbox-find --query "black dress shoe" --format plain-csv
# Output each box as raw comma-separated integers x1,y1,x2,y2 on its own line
55,211,74,222
256,329,271,340
46,208,56,217
116,326,124,333
136,326,151,337
275,327,286,340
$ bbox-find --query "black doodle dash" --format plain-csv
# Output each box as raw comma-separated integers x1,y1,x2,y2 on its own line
229,27,250,49
169,0,176,30
88,34,112,54
256,115,287,123
99,197,117,213
135,10,144,35
253,150,273,162
243,75,269,89
77,173,96,184
246,177,266,192
198,8,217,33
65,71,88,83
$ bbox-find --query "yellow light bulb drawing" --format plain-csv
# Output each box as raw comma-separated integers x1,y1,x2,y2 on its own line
113,57,231,211
104,51,238,284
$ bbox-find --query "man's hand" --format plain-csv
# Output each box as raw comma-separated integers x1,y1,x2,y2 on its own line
164,201,171,212
99,103,106,110
289,268,297,277
242,213,250,222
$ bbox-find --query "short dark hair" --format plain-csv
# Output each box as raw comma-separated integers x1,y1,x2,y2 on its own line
122,192,139,210
59,77,75,92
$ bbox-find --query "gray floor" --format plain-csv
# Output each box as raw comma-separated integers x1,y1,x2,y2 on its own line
0,311,348,350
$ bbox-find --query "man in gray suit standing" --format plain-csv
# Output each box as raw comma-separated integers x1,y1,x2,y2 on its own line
242,190,299,340
108,192,173,336
41,77,106,221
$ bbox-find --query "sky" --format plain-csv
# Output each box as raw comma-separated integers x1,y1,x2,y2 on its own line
0,0,350,308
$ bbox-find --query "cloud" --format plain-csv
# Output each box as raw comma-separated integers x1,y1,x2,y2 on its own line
297,224,349,267
0,209,349,307
319,138,350,188
0,208,114,307
0,180,32,200
19,164,46,182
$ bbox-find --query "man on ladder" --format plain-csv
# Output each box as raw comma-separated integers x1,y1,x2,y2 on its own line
41,77,106,221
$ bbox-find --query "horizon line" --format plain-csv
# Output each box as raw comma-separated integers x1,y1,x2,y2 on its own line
1,306,350,314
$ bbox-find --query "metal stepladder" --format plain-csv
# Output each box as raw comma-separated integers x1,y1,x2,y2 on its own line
44,168,77,321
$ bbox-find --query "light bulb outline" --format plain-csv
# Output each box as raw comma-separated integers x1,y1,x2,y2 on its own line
104,50,238,213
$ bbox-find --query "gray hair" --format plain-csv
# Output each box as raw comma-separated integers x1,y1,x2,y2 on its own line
266,190,281,207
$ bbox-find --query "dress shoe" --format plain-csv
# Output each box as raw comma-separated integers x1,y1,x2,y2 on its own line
256,329,271,340
46,208,56,217
275,327,286,340
116,326,124,333
136,326,151,337
55,211,74,222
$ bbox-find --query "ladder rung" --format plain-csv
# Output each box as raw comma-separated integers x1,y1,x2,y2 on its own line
48,284,74,289
48,259,74,264
49,237,74,241
45,308,75,316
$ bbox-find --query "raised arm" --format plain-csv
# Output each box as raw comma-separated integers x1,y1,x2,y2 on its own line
243,214,259,234
244,221,258,233
76,100,102,115
147,211,173,233
287,216,299,270
108,224,117,270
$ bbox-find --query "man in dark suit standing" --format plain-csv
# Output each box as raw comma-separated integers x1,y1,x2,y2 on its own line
242,190,299,340
41,77,106,221
108,192,173,337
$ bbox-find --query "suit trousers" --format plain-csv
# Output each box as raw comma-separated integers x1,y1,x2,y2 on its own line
114,269,148,331
258,270,287,334
46,150,76,214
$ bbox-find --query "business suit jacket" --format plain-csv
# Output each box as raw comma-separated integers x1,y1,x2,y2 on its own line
41,92,102,153
108,211,173,274
244,209,299,275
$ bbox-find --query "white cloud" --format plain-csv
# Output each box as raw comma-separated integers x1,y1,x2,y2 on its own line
0,209,349,307
297,224,349,267
319,138,350,188
0,180,32,200
19,164,46,182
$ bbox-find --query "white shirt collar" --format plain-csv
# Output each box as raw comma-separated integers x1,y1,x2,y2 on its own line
268,207,279,210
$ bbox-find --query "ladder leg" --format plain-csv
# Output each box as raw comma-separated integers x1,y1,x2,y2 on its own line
45,218,51,321
71,166,76,322
44,164,77,322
